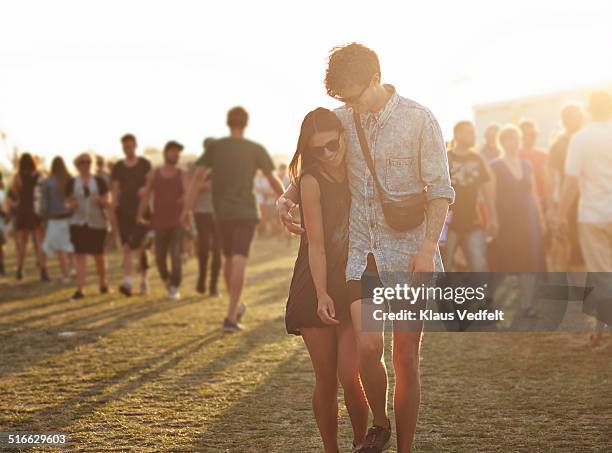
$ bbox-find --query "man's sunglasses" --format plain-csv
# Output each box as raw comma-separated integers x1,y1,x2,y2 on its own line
309,138,341,157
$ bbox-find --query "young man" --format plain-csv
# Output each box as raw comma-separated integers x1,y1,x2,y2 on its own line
558,91,612,348
278,43,454,453
111,133,151,297
183,107,285,332
137,141,188,301
548,104,584,269
444,121,497,272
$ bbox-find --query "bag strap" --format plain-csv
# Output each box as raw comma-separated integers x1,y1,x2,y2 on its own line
352,111,387,201
352,110,423,196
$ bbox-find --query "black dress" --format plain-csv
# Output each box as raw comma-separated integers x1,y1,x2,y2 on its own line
15,172,42,231
285,168,351,335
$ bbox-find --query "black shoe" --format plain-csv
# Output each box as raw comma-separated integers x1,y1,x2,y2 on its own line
41,268,51,282
209,288,219,298
358,422,392,453
119,283,132,297
222,318,244,333
16,267,23,281
71,290,85,300
100,285,109,294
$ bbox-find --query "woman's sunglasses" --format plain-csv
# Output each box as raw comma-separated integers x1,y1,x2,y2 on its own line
309,138,341,158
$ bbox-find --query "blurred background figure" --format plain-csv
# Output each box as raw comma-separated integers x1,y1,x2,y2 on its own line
41,156,75,282
479,123,501,164
111,134,152,297
66,152,110,300
193,138,221,296
444,121,497,272
558,91,612,347
490,125,547,318
0,172,6,275
137,140,187,301
11,153,49,281
519,120,551,216
548,104,585,271
95,154,111,187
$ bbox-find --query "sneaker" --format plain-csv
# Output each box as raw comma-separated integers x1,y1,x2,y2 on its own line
168,286,181,301
100,285,109,294
237,302,247,323
357,422,392,453
119,283,133,297
222,317,244,333
71,290,85,300
40,268,51,282
139,278,150,295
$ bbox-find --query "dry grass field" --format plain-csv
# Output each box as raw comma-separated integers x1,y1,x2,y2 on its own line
1,237,611,452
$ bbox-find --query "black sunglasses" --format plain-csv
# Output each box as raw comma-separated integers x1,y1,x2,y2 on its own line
309,138,341,157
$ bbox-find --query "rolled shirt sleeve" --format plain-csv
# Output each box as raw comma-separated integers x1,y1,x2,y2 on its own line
420,112,455,204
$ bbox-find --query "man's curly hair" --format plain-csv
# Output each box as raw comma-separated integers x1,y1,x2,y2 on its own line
325,43,380,100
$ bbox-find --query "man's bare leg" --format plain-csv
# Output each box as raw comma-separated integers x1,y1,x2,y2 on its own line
226,254,247,323
392,330,423,453
350,300,389,428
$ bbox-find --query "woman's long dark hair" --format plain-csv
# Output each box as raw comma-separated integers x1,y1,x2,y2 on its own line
288,107,344,185
18,153,36,177
50,156,71,197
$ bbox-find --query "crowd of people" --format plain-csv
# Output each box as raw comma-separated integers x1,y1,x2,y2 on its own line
0,109,287,310
1,42,610,453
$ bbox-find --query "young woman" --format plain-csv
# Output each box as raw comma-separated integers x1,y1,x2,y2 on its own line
12,153,49,281
41,156,75,282
490,125,547,317
66,152,110,299
285,108,368,453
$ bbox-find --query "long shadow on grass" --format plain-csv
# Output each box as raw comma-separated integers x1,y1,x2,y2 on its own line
163,315,286,390
192,349,314,452
0,297,199,379
4,329,224,432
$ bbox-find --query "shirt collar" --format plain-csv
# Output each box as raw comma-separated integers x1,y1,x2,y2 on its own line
358,84,399,128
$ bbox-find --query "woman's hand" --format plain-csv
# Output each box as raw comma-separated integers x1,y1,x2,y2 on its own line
316,293,340,325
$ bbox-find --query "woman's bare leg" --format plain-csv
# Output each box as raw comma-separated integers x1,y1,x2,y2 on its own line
336,322,369,448
302,327,340,453
75,254,87,292
93,254,107,288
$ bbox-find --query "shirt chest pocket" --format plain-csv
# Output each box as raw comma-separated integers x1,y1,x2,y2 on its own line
385,157,415,192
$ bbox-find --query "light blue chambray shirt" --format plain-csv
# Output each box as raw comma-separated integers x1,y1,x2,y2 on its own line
334,85,455,286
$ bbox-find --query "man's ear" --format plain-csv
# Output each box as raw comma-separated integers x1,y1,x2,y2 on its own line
372,72,381,85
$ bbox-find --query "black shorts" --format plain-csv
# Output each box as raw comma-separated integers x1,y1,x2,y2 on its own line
347,253,383,304
116,210,149,250
70,225,107,255
217,219,258,258
347,253,426,332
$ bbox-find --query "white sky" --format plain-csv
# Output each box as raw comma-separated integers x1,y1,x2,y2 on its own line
1,0,612,165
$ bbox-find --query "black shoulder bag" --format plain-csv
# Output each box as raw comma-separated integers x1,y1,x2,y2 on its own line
353,111,426,231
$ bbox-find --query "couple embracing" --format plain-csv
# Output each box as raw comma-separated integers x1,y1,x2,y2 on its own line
279,43,454,453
